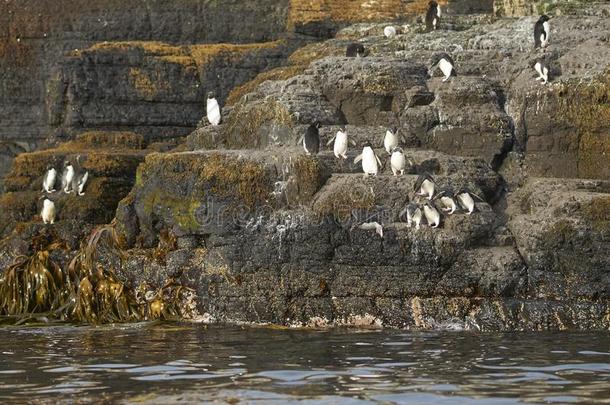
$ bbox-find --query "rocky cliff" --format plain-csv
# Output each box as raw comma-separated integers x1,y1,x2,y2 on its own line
0,0,608,330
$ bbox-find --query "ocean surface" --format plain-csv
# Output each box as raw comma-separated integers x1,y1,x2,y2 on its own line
0,322,608,404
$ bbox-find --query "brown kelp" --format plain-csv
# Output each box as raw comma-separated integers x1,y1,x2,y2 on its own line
0,221,199,324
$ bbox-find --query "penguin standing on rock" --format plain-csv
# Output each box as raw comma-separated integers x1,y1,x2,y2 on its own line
435,188,458,215
534,15,550,50
206,91,221,126
423,201,441,228
300,121,321,155
454,188,483,215
414,173,435,200
384,127,400,155
390,147,410,176
425,1,441,32
354,141,383,176
401,202,423,230
61,160,75,194
431,53,457,82
346,43,366,58
534,60,549,84
327,126,354,159
41,198,56,225
71,155,89,196
42,165,57,193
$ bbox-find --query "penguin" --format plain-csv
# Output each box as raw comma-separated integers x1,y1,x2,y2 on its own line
401,202,423,230
76,171,89,196
390,147,408,176
413,173,435,200
384,127,400,155
301,121,321,155
206,91,221,126
70,155,89,196
454,188,483,215
354,141,383,176
434,188,458,215
423,201,441,228
534,15,550,49
42,165,57,193
41,198,56,225
346,43,366,58
425,1,441,32
432,53,457,82
534,61,549,84
384,26,397,38
61,160,75,194
326,126,354,159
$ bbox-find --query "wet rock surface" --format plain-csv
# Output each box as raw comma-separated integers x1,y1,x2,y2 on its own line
0,1,609,330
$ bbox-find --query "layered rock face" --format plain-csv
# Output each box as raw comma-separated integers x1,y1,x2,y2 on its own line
0,0,292,189
1,1,609,330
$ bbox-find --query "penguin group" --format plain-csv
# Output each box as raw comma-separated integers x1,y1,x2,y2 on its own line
39,155,89,225
300,124,415,178
401,173,484,230
369,2,553,86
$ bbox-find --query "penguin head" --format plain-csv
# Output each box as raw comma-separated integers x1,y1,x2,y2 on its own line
539,15,550,22
356,44,366,57
429,0,438,7
313,121,322,129
392,146,403,154
207,91,216,99
63,159,71,168
364,140,373,148
338,126,346,133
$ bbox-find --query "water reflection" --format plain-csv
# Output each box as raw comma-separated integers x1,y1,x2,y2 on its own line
0,323,608,403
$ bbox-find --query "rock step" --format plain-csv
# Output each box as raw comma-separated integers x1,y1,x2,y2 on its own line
311,173,498,223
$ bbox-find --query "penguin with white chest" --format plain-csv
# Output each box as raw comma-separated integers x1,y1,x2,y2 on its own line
434,188,458,215
206,91,221,126
41,198,56,224
423,201,441,228
425,1,441,32
42,165,57,193
61,160,75,194
384,127,400,155
390,147,411,176
70,155,89,196
354,141,383,176
300,121,321,155
534,61,549,84
384,26,397,38
413,173,435,200
401,202,423,230
454,188,483,215
534,15,550,50
431,53,457,82
326,126,354,159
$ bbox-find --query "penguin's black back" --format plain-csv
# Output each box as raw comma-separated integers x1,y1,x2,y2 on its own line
304,124,320,154
425,2,439,31
534,19,547,48
346,43,365,57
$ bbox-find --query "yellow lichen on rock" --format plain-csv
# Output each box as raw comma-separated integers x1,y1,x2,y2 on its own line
188,41,283,71
287,0,448,29
129,68,170,100
89,41,185,56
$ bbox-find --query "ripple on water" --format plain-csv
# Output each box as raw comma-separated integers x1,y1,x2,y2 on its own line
0,326,608,404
